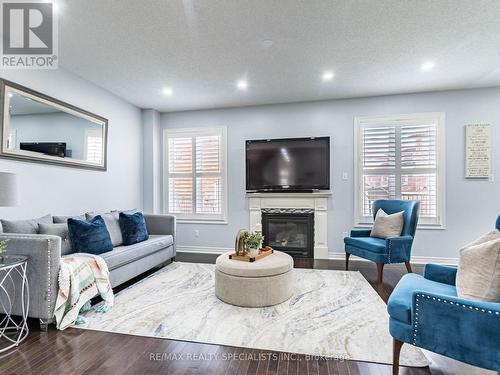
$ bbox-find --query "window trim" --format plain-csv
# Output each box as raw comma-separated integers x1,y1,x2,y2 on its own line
353,112,446,230
163,126,228,224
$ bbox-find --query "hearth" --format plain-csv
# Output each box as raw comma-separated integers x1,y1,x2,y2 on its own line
261,209,314,258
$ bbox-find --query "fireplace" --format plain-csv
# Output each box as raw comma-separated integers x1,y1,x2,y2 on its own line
261,208,314,258
248,192,331,259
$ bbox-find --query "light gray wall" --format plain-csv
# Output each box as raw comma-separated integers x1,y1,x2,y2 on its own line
160,87,500,260
142,109,162,213
0,69,143,219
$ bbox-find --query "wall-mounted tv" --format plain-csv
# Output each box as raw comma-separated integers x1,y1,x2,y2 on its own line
246,136,330,191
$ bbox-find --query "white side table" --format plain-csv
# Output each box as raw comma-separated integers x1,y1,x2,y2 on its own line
0,255,29,353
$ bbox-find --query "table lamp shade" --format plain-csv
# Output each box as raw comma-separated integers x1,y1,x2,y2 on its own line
0,172,19,207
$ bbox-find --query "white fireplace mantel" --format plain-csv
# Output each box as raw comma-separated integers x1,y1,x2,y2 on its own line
246,192,332,259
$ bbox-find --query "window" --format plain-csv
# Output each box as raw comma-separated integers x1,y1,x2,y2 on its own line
85,128,103,164
164,127,227,223
7,129,16,150
354,113,445,228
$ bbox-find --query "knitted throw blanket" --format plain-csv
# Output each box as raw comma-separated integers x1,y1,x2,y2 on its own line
54,253,114,330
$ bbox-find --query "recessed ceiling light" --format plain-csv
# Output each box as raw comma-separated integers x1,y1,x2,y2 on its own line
421,61,435,72
322,71,335,81
261,40,274,48
162,87,173,96
236,79,248,91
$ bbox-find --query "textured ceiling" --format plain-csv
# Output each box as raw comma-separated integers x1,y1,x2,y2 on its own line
58,0,500,112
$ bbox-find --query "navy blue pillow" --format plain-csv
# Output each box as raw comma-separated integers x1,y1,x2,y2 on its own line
67,215,113,255
119,212,149,246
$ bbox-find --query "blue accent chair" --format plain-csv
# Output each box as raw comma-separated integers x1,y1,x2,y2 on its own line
344,199,420,288
387,215,500,374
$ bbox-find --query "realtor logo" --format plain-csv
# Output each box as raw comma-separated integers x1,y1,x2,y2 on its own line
1,0,58,69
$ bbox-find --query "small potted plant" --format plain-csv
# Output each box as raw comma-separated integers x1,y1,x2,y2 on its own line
244,231,264,257
0,239,8,262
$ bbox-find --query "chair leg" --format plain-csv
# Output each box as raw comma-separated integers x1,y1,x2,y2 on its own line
393,339,403,375
405,261,412,273
376,263,384,289
39,319,49,332
345,253,350,271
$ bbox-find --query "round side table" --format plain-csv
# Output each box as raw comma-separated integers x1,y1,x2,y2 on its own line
0,255,29,353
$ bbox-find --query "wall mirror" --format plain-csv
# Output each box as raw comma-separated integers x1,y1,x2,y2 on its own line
0,79,108,171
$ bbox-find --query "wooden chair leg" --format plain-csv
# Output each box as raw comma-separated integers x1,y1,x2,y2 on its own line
376,263,384,289
393,339,403,375
345,253,350,271
405,261,412,273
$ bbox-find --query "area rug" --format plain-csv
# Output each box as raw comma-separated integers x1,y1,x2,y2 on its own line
78,262,428,367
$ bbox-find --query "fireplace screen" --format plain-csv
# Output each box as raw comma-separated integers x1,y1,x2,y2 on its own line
262,212,314,258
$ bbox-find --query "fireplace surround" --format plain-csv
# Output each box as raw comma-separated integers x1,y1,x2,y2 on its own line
247,192,331,259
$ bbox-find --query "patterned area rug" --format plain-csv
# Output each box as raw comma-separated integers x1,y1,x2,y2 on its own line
78,262,428,367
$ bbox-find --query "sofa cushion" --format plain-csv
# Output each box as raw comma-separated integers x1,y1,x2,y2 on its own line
68,215,113,255
39,223,73,255
119,212,149,245
86,212,123,247
53,214,86,224
456,230,500,302
100,234,173,270
1,214,52,234
387,273,457,324
344,236,387,253
371,209,404,239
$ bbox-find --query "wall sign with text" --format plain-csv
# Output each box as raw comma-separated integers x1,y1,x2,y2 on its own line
465,123,491,179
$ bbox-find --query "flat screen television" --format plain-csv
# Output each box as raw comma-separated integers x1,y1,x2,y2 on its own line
20,142,67,158
246,136,330,191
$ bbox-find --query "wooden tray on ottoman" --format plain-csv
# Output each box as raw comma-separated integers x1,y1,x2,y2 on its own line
229,247,274,262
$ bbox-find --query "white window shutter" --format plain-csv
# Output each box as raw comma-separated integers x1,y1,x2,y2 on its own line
356,113,444,227
362,126,396,170
361,126,397,216
167,137,193,214
165,128,227,222
195,135,222,214
400,123,438,218
401,124,437,169
85,128,103,164
168,137,192,174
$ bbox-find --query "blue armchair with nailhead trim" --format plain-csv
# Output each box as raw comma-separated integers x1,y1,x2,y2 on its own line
387,215,500,374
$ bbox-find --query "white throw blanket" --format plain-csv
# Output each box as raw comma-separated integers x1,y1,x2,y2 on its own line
54,253,114,330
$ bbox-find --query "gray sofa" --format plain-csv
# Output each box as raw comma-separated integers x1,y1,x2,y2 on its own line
0,213,176,330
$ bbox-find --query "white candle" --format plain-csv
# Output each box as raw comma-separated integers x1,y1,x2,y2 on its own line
255,223,262,232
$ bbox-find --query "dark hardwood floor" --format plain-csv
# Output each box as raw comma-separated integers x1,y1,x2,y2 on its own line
0,253,494,375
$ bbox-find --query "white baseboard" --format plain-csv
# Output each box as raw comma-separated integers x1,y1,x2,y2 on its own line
411,256,457,265
177,246,231,254
328,252,458,265
177,246,458,265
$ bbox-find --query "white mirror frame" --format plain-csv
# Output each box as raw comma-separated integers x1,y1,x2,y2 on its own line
0,79,108,171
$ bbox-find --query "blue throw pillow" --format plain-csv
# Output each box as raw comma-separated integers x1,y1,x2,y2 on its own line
67,215,113,255
119,212,149,246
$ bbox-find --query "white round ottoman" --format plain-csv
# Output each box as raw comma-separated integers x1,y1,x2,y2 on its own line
214,250,293,307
